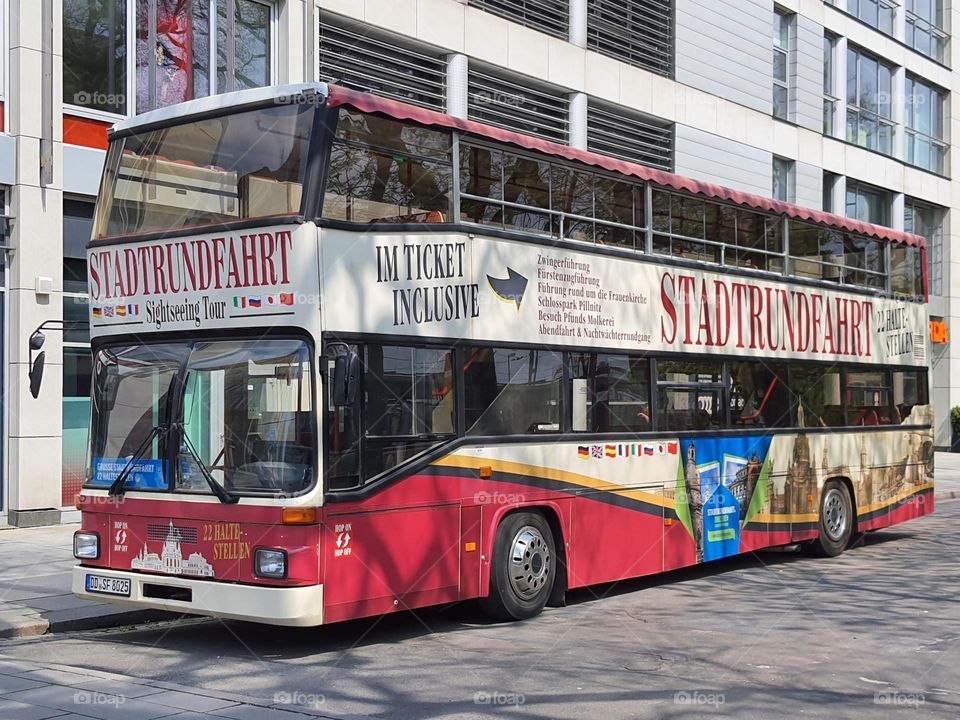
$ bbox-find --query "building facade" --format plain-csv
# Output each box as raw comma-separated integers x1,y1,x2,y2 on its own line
0,0,955,524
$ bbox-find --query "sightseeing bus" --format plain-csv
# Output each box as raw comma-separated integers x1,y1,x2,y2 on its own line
64,83,933,625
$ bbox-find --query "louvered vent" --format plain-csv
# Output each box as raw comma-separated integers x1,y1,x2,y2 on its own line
587,0,673,77
468,69,569,144
467,0,569,40
319,17,446,111
588,100,673,171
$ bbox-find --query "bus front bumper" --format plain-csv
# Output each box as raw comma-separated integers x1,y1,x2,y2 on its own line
72,566,324,626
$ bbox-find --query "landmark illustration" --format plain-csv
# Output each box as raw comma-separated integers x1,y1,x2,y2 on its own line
131,521,214,578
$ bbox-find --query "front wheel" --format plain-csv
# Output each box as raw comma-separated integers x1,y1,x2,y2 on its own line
807,481,854,557
480,512,556,621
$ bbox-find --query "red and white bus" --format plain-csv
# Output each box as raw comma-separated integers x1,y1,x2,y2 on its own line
66,83,933,625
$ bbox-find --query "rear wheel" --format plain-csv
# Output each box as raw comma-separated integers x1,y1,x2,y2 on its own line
480,512,555,621
807,481,853,557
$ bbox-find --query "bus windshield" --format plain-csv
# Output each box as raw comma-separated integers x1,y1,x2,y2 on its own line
87,339,315,497
93,102,316,240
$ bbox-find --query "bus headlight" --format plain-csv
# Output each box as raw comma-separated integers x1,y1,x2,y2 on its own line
73,532,100,560
255,548,287,579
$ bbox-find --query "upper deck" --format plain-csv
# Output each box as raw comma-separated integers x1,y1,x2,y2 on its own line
85,83,929,367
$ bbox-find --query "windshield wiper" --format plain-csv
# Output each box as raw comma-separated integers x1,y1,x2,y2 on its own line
108,424,169,496
176,425,239,504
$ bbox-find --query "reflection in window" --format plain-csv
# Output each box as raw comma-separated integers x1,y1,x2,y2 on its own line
890,245,925,299
459,143,644,246
893,369,929,424
568,354,650,432
905,75,947,175
846,46,896,156
788,221,884,289
846,371,897,426
730,363,791,427
905,0,947,62
656,361,724,431
466,348,563,435
790,365,843,427
324,110,453,223
63,0,127,113
97,102,314,239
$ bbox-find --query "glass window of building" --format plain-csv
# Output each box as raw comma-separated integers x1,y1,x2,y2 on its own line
823,34,838,135
64,0,274,115
846,46,896,156
905,198,944,296
63,0,128,113
773,9,791,120
772,157,793,201
845,180,890,226
905,75,947,174
844,0,896,34
905,0,947,62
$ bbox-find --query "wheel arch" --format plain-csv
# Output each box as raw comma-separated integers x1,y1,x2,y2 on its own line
480,502,569,605
823,474,859,534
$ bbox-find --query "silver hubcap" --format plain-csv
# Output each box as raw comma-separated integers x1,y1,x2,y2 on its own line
822,488,848,541
508,526,551,601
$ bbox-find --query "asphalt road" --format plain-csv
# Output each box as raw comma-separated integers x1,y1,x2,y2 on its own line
3,502,960,720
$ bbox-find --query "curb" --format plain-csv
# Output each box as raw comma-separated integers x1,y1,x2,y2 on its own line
0,609,175,640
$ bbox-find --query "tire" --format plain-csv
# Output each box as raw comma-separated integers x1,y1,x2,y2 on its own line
807,481,854,557
480,511,556,621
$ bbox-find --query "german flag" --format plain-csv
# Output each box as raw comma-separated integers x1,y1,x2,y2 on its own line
578,446,589,459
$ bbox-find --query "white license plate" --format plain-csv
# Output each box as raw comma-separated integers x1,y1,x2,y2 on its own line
85,574,131,596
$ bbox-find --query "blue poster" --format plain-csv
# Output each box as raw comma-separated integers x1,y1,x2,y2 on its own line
680,436,772,562
91,458,168,489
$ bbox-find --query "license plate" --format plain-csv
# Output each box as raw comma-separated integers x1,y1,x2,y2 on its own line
85,574,131,596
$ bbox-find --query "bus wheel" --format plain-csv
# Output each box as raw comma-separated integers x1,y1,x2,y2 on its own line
808,481,853,557
481,511,555,621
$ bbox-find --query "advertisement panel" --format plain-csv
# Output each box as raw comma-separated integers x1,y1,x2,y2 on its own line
321,230,927,367
86,224,320,336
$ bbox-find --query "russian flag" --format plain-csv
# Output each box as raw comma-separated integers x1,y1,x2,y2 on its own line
248,296,262,308
643,444,654,456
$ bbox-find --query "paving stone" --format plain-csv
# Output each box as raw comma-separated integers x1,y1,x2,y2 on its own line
0,698,73,720
0,673,48,694
142,690,240,713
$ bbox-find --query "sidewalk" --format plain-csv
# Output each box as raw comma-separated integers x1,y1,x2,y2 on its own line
0,654,334,719
1,452,958,641
0,525,172,639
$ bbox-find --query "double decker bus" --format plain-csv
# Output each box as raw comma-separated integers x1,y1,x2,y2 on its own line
67,83,933,625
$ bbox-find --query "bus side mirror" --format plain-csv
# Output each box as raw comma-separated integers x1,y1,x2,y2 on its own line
29,351,46,399
332,352,360,406
103,365,120,411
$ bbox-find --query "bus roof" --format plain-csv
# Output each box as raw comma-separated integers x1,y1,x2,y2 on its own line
110,82,925,250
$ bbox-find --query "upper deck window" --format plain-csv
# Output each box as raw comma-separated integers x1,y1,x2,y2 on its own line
94,102,314,240
322,109,453,223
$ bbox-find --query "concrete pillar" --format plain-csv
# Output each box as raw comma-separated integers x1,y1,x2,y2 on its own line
6,0,64,526
832,174,847,217
446,53,469,119
569,0,587,48
891,192,905,231
568,92,588,150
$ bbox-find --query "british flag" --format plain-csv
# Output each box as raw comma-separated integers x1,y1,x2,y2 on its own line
591,445,603,459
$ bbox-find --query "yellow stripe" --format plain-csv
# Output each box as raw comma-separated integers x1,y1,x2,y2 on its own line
858,482,933,514
433,454,675,509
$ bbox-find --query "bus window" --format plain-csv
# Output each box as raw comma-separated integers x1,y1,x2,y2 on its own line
656,360,724,431
790,365,843,427
323,110,453,223
568,353,651,432
361,346,455,479
846,371,897,426
466,348,563,435
730,362,791,428
892,369,929,424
